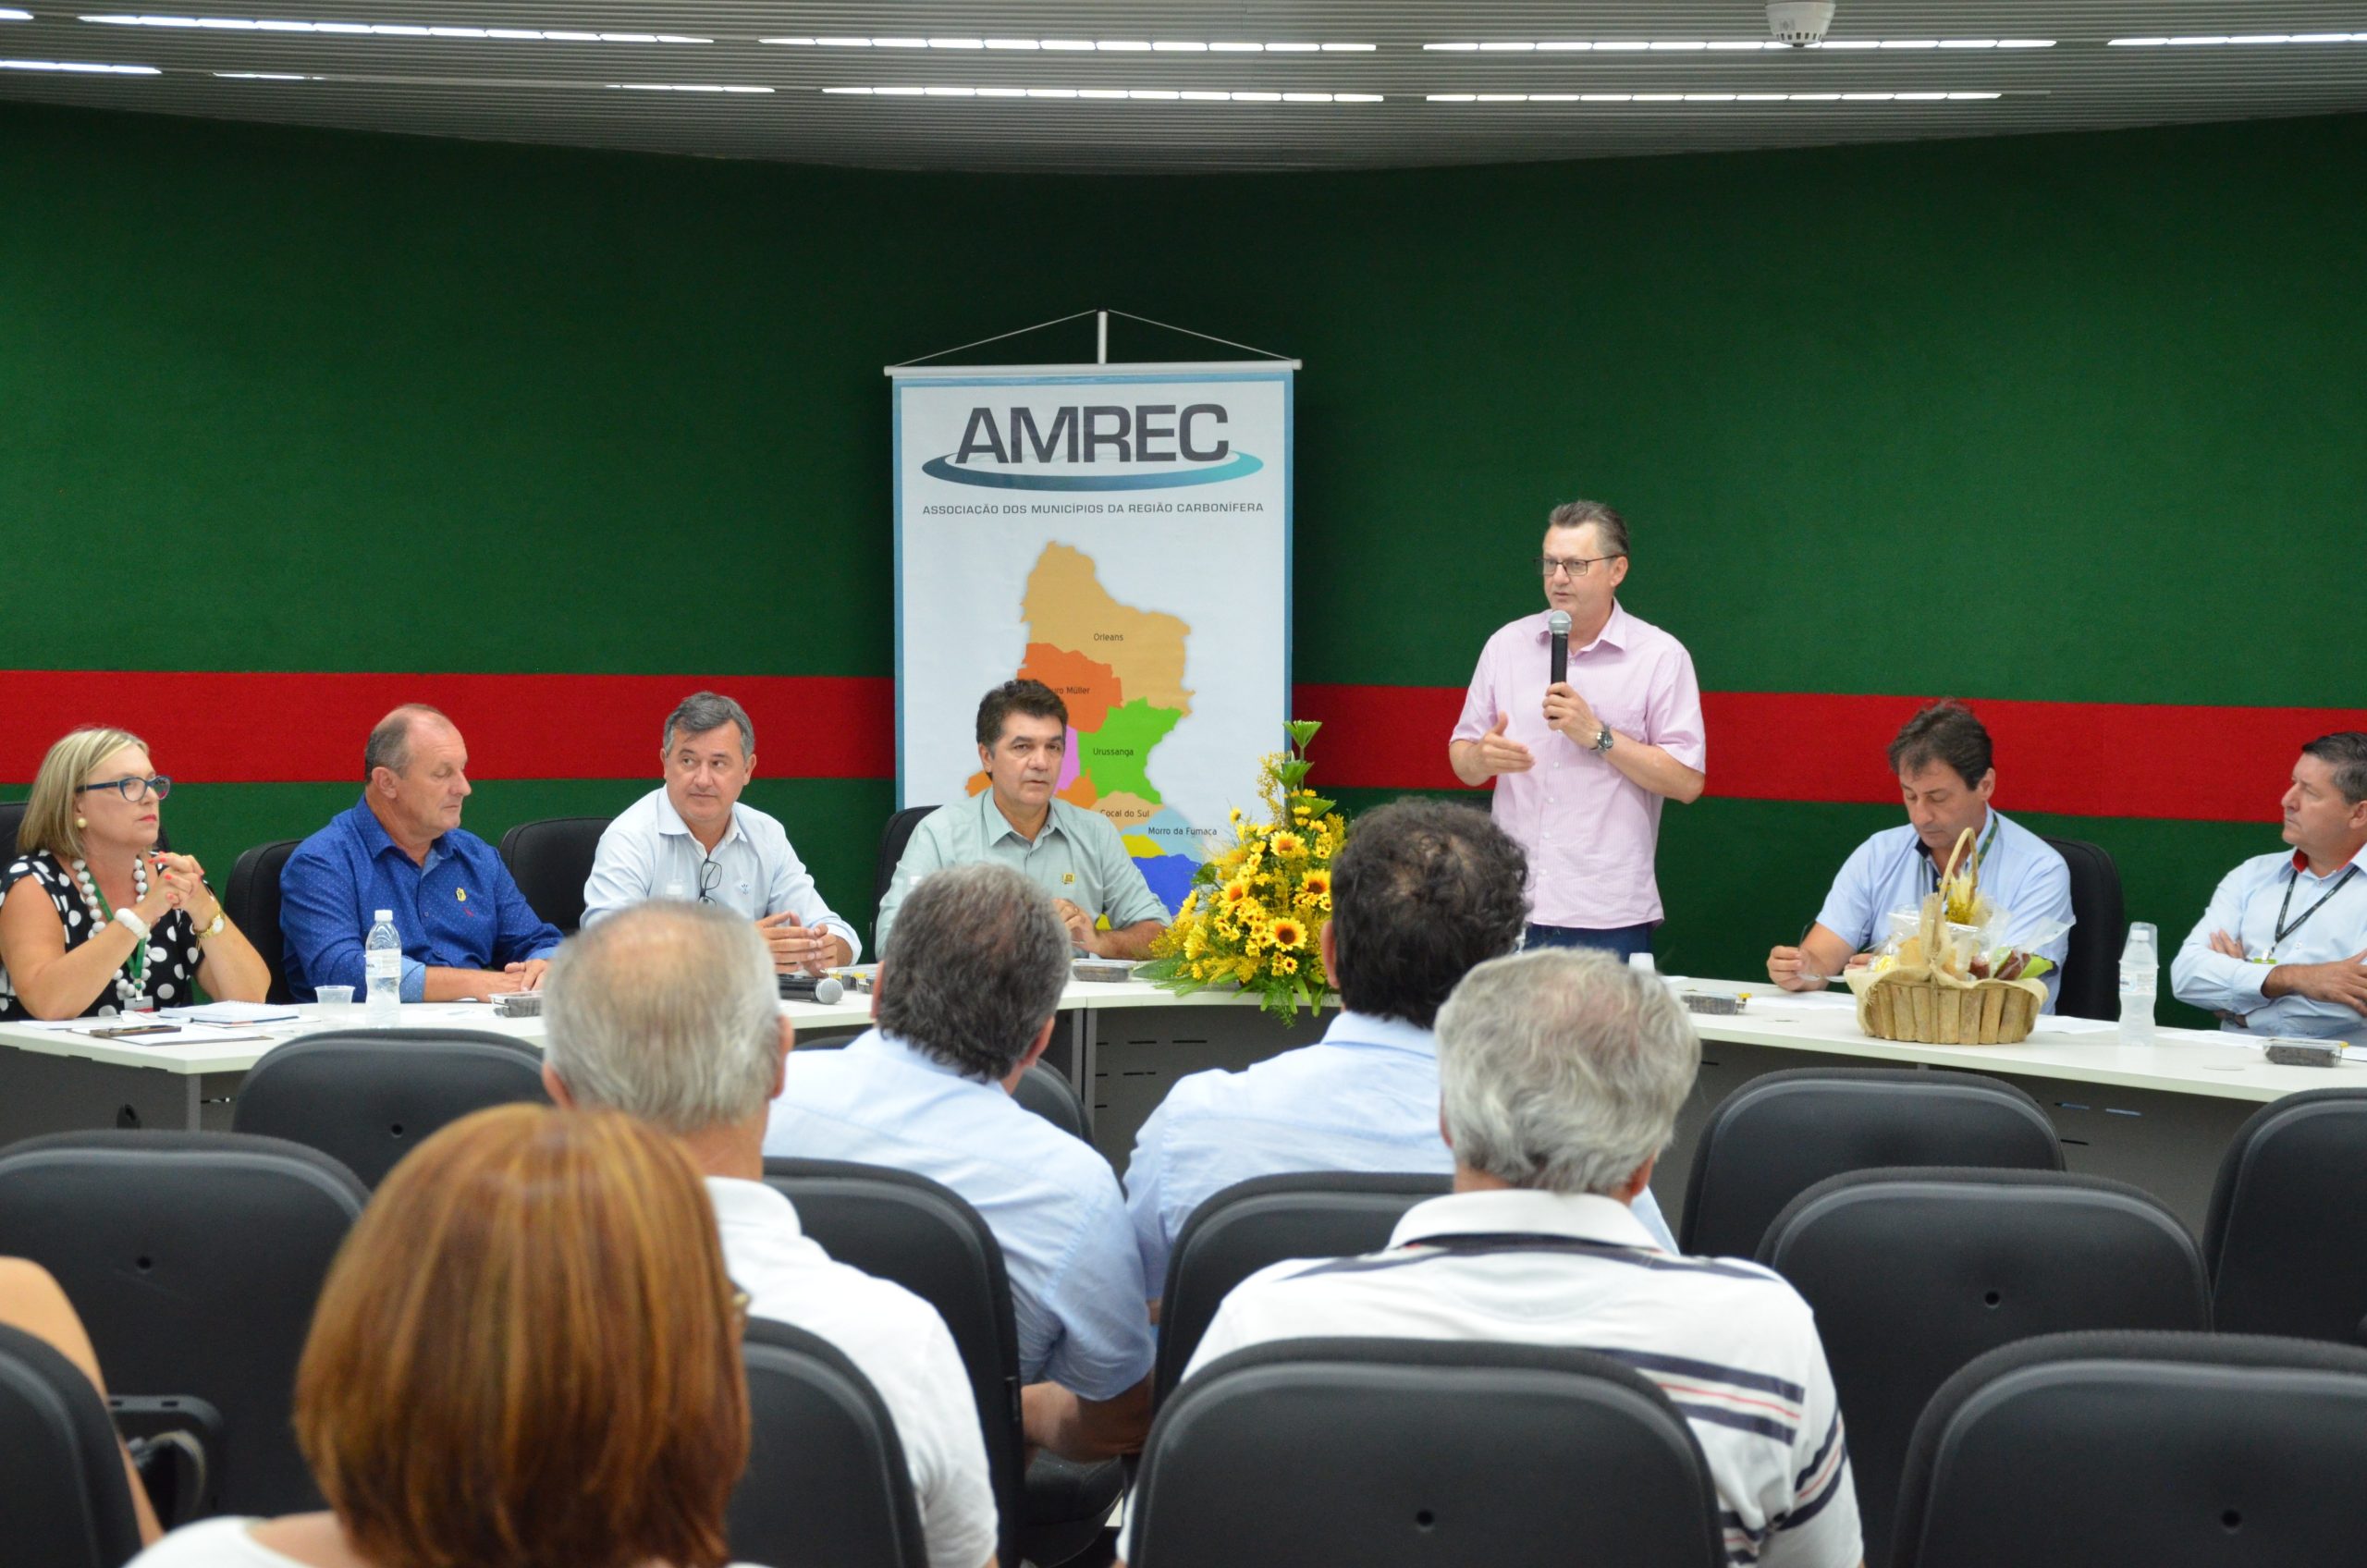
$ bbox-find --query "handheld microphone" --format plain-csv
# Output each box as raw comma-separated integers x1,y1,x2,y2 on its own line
1548,610,1571,686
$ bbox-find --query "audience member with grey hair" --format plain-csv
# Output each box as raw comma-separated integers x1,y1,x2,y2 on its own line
1124,798,1679,1303
580,689,858,974
1141,948,1864,1568
544,900,997,1568
767,863,1157,1464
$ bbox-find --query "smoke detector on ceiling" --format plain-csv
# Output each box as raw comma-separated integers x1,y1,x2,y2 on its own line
1766,2,1836,46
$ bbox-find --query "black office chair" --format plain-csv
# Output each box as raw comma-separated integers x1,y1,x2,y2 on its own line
497,815,611,934
1130,1337,1724,1568
1013,1060,1089,1142
224,839,301,1004
1758,1168,2211,1568
2041,836,2127,1021
873,805,938,933
1680,1068,2063,1259
0,1132,369,1515
231,1029,551,1189
1155,1171,1451,1406
1894,1329,2367,1568
765,1158,1120,1568
2205,1087,2367,1342
731,1317,928,1568
0,1321,148,1568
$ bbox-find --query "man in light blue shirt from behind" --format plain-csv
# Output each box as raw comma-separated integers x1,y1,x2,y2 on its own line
766,860,1153,1462
2173,731,2367,1046
1126,797,1678,1301
1767,700,2074,1010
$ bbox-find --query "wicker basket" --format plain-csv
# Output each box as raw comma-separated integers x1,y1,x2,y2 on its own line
1846,823,2043,1044
1847,966,2045,1045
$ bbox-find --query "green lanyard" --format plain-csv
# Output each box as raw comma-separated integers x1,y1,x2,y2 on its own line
82,876,148,991
1925,815,2002,896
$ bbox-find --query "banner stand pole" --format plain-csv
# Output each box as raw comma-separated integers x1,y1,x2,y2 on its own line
1097,310,1108,365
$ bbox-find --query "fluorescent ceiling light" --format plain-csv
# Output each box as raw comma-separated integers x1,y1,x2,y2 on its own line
2,55,160,71
2108,33,2367,47
80,14,710,42
607,81,771,92
1427,38,2050,52
767,35,1372,54
823,84,1380,102
0,9,32,19
1429,90,2003,103
215,68,316,78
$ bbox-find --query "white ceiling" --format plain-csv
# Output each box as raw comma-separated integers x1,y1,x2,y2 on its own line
4,2,2365,172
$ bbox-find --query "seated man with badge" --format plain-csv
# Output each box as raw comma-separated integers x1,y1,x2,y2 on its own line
877,680,1169,959
2172,731,2367,1046
1766,700,2074,1011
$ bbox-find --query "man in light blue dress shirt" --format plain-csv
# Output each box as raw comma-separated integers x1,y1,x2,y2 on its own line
2173,732,2367,1045
1767,701,2074,1010
766,861,1154,1461
877,680,1170,958
1126,798,1680,1299
580,692,857,974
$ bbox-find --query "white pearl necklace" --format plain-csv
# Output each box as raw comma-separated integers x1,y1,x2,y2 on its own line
71,855,150,1010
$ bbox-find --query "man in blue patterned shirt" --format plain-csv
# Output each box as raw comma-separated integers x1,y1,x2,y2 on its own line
280,704,560,1002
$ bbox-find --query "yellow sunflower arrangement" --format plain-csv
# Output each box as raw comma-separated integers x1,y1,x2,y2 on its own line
1140,720,1348,1021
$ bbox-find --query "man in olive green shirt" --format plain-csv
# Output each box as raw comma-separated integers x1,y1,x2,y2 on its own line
878,680,1171,959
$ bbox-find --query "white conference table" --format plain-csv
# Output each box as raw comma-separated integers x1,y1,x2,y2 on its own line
0,976,2349,1232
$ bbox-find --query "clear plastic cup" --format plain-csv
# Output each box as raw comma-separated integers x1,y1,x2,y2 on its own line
316,985,355,1017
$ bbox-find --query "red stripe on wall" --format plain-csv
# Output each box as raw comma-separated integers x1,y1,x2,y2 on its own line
0,672,895,784
1293,682,2367,825
6,672,2360,823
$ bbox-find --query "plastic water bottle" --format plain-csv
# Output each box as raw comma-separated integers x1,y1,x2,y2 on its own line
365,909,402,1023
2118,921,2159,1046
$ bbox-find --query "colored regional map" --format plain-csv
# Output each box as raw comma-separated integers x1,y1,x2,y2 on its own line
965,543,1203,912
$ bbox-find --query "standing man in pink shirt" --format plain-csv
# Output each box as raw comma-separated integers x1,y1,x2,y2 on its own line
1449,500,1707,959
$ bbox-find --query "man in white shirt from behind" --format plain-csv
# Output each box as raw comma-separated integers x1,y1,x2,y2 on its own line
581,690,858,974
1125,796,1676,1305
541,900,995,1568
1122,949,1863,1568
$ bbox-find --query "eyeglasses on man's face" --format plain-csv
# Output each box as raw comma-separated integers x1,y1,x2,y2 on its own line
76,775,172,802
1537,555,1624,580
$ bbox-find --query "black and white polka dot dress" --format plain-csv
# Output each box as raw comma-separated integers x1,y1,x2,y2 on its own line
0,851,202,1022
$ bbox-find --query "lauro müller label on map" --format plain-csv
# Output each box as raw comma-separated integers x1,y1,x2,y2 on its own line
891,365,1293,910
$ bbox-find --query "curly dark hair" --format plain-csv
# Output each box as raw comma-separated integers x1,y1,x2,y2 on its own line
1887,700,1993,789
1330,798,1530,1029
975,680,1070,749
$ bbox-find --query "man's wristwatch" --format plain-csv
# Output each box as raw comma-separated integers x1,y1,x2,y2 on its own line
1591,725,1615,754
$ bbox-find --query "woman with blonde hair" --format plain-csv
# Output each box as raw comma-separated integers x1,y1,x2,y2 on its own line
129,1103,763,1568
1,726,268,1019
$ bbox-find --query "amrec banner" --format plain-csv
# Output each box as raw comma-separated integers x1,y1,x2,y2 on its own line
890,361,1294,912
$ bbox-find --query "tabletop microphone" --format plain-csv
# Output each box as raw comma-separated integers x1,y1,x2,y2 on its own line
778,974,845,1005
1548,609,1570,686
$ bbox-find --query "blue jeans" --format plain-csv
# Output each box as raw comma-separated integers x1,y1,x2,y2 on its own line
1524,922,1657,961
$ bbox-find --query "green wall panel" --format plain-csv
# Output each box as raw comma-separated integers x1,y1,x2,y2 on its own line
4,103,2362,708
